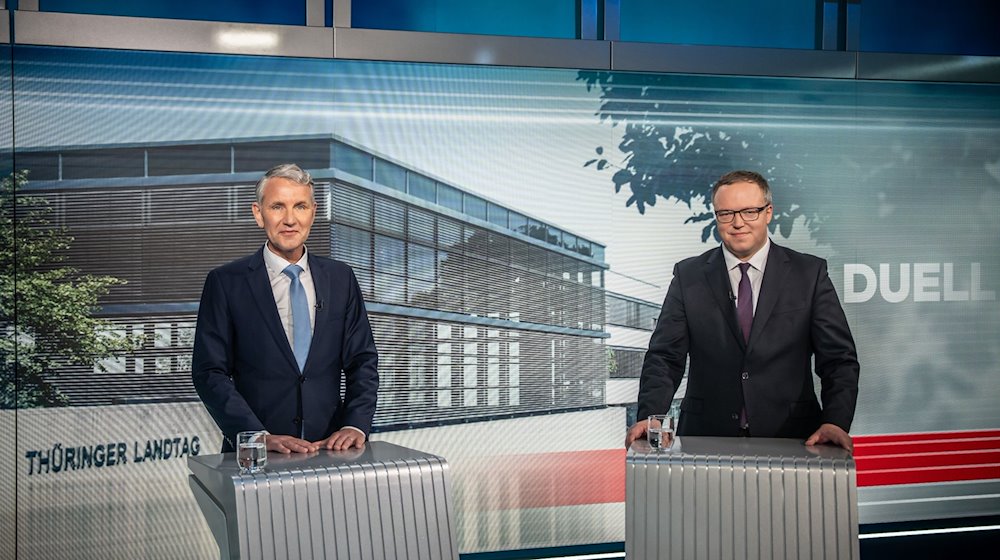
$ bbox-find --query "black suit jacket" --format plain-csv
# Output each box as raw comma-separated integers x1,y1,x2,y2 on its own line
637,243,859,439
192,248,379,451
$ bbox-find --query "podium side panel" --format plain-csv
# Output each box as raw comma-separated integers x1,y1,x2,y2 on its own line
708,459,721,560
234,478,253,559
398,460,419,559
720,458,734,560
683,461,696,559
669,461,683,560
632,461,657,558
745,459,759,560
808,463,823,559
694,457,708,560
759,458,774,560
351,464,382,560
316,467,340,559
733,459,746,560
832,460,859,560
276,471,300,560
304,471,324,560
769,459,784,560
339,466,362,560
250,476,270,560
821,461,837,558
641,459,656,559
781,459,798,560
290,470,312,560
795,459,810,560
847,462,860,560
368,464,389,560
384,460,407,559
264,474,285,560
658,459,669,560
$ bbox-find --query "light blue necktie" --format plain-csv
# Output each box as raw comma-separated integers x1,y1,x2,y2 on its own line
282,264,312,371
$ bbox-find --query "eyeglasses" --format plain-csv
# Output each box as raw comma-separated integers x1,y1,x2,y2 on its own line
714,204,770,223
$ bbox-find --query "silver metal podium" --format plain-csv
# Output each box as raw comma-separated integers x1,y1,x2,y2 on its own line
626,437,859,560
188,441,459,560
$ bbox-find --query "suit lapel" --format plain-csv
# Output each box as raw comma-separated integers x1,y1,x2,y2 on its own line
748,243,790,347
306,254,332,371
703,248,745,348
246,248,299,371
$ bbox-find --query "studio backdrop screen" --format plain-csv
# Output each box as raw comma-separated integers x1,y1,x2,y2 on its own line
5,45,999,558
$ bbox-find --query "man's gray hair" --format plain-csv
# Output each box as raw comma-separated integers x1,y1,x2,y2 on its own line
255,163,314,204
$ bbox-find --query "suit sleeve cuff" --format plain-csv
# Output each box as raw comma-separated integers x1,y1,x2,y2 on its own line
342,425,366,438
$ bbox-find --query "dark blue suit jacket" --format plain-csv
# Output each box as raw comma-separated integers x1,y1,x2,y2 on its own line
637,243,859,439
192,247,379,451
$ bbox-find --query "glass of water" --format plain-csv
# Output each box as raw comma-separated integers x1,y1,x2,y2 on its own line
647,414,675,450
237,431,268,474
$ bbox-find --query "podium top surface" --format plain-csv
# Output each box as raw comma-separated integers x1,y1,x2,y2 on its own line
188,440,446,490
628,436,854,463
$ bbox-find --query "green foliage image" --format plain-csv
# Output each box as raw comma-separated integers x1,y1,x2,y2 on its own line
1,171,142,408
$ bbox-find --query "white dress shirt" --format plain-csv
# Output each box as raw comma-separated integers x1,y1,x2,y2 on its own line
722,238,771,316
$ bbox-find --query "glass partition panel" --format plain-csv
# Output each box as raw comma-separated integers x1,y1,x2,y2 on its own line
351,0,578,39
620,0,818,49
0,39,14,560
39,0,306,25
860,0,1000,55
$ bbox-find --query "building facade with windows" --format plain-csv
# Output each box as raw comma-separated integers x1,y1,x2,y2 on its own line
19,135,609,430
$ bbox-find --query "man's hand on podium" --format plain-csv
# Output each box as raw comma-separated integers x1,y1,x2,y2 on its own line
805,423,853,453
267,434,320,454
316,428,366,451
624,420,649,449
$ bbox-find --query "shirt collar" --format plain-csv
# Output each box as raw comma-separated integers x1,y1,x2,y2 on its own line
722,237,771,273
262,242,309,276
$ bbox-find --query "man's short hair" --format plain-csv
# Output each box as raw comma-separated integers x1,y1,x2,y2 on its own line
255,163,314,205
711,170,773,206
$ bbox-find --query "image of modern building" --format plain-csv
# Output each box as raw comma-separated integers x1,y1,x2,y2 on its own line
603,291,676,425
18,134,610,430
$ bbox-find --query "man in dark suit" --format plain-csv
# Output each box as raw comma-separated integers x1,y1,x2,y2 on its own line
193,163,378,453
625,171,859,451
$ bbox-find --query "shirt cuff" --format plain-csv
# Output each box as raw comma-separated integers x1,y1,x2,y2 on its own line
341,425,366,437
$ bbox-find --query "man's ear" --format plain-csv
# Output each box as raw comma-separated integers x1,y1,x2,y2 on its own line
251,203,265,228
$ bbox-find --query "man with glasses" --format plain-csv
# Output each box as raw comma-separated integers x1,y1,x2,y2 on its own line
625,171,859,451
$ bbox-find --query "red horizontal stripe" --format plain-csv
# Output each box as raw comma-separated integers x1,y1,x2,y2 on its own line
853,430,1000,486
460,431,1000,510
855,450,1000,470
854,437,1000,457
854,430,1000,444
857,464,1000,487
463,449,626,511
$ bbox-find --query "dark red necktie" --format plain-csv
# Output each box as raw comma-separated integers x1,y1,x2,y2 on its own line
737,262,753,431
737,262,753,343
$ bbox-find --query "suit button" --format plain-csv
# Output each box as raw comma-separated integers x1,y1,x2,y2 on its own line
741,371,749,380
731,413,739,421
298,375,306,384
293,417,302,425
